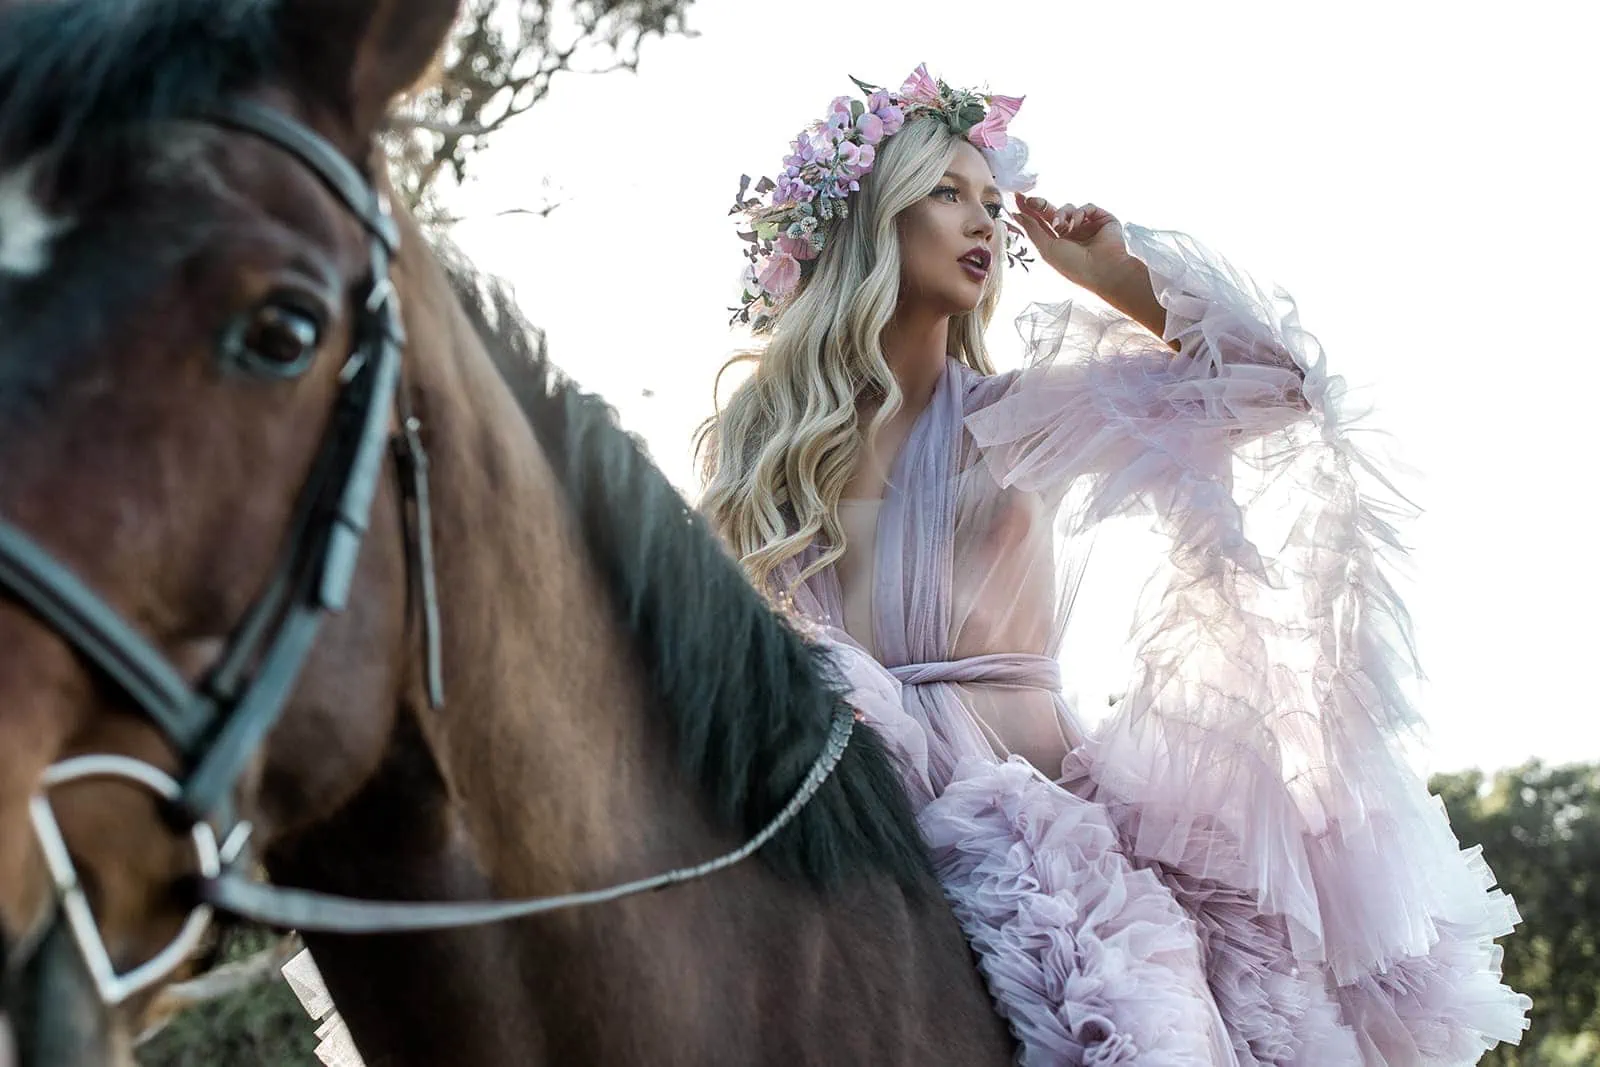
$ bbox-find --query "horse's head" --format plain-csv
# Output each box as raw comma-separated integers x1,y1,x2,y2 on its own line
0,1,462,1061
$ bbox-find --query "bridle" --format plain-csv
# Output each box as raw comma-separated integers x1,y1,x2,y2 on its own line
0,101,854,1008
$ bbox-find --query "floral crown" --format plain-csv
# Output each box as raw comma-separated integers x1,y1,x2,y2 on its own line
729,64,1039,330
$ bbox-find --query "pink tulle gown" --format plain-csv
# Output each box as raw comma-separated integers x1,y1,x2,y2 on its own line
775,224,1531,1065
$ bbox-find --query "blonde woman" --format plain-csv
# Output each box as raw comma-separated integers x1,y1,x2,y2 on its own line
699,65,1530,1065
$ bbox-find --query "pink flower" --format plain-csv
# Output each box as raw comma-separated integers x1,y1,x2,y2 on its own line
876,104,905,136
898,63,942,105
987,93,1025,123
855,112,884,144
757,252,802,297
967,113,1008,149
967,93,1024,150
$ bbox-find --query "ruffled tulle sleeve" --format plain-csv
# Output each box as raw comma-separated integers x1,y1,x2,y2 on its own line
965,224,1314,512
966,223,1530,1057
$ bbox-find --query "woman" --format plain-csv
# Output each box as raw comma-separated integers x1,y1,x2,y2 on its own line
699,65,1531,1065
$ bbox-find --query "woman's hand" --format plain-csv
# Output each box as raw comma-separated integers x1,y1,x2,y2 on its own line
1010,195,1131,291
1010,194,1169,341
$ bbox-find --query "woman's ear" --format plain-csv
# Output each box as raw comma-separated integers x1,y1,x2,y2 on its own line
274,0,460,144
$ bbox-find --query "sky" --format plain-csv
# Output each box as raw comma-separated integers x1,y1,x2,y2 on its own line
440,0,1597,774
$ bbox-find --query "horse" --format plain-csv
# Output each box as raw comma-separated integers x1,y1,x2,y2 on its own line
0,1,1017,1064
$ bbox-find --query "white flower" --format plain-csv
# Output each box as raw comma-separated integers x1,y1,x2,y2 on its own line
982,136,1037,194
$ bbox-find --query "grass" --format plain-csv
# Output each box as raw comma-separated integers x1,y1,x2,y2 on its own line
135,928,317,1067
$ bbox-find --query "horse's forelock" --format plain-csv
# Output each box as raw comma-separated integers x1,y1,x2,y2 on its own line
0,159,72,281
0,0,280,164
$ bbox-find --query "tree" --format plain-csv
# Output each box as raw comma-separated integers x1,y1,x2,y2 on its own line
1432,761,1600,1065
385,0,695,228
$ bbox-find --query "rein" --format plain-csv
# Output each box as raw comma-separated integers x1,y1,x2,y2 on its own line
2,101,855,1007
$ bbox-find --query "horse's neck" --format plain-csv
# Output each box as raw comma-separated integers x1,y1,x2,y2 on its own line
292,240,1013,1066
417,284,708,897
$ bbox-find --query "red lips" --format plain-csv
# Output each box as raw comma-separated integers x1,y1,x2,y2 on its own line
958,246,991,280
958,246,992,271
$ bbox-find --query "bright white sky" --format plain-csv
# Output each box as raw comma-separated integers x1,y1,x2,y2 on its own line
443,0,1597,774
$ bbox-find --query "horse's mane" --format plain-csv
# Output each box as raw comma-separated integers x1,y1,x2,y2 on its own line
0,0,279,163
436,248,935,890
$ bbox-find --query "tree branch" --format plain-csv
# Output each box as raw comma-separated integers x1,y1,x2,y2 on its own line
382,0,694,228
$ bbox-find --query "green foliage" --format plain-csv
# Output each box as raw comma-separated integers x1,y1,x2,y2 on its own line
135,979,315,1067
1432,761,1600,1065
135,928,314,1067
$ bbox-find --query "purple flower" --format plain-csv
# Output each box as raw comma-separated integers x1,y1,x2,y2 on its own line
776,233,818,261
855,112,884,144
855,144,876,170
876,103,905,137
776,176,816,203
807,130,838,165
826,95,854,129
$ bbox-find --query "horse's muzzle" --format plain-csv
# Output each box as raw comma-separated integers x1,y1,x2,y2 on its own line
5,920,123,1067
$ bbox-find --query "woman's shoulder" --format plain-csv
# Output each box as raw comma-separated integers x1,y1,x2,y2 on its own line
953,358,1023,412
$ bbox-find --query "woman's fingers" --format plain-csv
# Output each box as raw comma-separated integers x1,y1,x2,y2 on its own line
1015,195,1075,239
1010,207,1052,245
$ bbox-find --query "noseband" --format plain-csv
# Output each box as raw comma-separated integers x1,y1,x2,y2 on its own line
0,102,853,1007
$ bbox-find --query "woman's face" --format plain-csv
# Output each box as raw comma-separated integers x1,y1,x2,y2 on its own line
895,140,1002,317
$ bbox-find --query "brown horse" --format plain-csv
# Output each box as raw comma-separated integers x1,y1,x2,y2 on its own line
0,1,1014,1064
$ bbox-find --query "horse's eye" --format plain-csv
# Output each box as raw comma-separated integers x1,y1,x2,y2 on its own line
223,298,326,377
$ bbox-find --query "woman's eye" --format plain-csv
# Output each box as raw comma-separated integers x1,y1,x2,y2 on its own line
932,186,959,201
984,202,1003,219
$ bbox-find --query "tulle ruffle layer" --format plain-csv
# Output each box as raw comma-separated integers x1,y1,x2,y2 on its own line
920,757,1230,1065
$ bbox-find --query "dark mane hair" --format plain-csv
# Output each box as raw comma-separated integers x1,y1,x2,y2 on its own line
436,247,934,890
0,0,279,162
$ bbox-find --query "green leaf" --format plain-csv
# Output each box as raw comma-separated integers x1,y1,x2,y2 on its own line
755,221,780,241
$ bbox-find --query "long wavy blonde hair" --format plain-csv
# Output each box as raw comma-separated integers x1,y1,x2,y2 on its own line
697,116,1005,594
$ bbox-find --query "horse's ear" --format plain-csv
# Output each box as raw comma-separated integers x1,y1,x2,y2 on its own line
275,0,462,141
